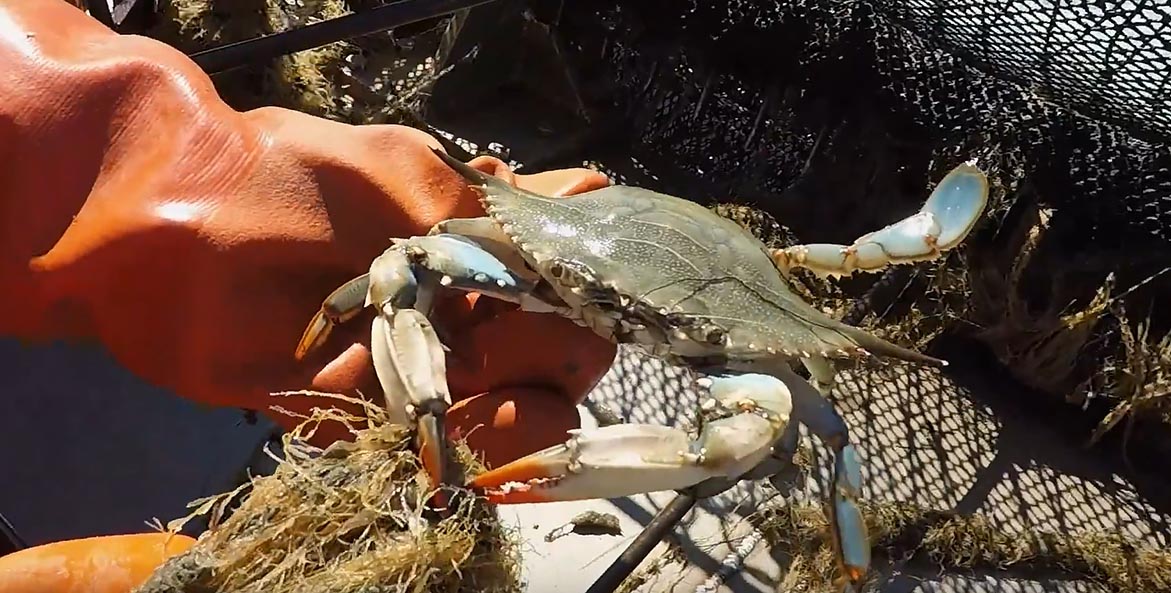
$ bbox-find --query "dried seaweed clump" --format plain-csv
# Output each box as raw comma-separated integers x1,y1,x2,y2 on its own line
134,392,522,593
751,499,1171,593
1083,303,1171,448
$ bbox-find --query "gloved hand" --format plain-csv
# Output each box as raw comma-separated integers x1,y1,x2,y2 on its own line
0,0,617,458
0,2,620,591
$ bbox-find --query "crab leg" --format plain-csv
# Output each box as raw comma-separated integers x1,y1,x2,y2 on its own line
294,234,539,495
770,163,989,279
467,373,793,504
772,364,870,588
427,217,566,314
296,234,541,362
428,218,540,283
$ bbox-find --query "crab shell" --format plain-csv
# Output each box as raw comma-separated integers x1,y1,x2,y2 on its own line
436,150,943,370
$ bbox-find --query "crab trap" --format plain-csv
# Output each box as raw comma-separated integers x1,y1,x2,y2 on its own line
62,0,1171,591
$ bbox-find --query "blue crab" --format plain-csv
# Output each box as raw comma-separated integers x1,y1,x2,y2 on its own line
294,148,989,587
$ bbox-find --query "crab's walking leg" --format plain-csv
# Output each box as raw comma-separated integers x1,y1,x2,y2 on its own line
467,373,793,504
774,365,870,588
771,163,989,279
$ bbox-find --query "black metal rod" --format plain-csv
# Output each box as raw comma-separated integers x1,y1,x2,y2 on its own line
584,492,698,593
0,511,27,556
189,0,498,74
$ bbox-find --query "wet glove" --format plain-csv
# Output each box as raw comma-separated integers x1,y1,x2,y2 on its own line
0,2,620,591
0,0,616,459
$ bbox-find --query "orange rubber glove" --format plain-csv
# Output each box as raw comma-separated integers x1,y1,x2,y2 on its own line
0,533,196,593
1,3,620,591
0,2,617,461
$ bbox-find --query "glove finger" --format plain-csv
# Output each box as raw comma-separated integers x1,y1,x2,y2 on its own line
274,303,613,448
263,307,381,445
446,387,581,470
465,155,612,198
0,533,195,593
444,307,617,405
269,383,580,472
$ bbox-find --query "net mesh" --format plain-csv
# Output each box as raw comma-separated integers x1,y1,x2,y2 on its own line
879,0,1171,140
551,0,1171,241
519,0,1171,433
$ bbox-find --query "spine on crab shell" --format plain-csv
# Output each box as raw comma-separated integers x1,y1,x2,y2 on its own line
836,322,948,367
431,147,545,198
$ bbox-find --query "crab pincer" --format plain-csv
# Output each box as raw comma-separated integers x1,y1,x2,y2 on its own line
295,235,536,506
467,368,874,587
468,373,794,504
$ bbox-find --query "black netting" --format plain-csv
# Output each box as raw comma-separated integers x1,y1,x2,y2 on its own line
878,0,1171,140
509,0,1171,414
550,0,1171,245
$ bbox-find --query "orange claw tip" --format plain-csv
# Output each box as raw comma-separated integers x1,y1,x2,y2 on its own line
466,446,569,489
845,566,867,583
294,310,330,361
417,415,452,486
833,566,868,592
466,450,573,504
470,466,566,504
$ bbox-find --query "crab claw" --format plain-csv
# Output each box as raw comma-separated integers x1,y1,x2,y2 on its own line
371,307,457,502
416,404,453,502
294,273,371,360
470,374,792,504
468,424,723,503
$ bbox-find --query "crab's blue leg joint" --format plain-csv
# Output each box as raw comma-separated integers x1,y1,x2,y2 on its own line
831,444,869,588
294,234,536,504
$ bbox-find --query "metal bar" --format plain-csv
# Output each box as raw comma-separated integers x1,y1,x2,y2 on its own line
0,511,27,556
189,0,499,74
584,492,698,593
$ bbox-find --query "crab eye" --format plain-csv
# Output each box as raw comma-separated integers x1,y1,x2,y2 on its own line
705,328,726,345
